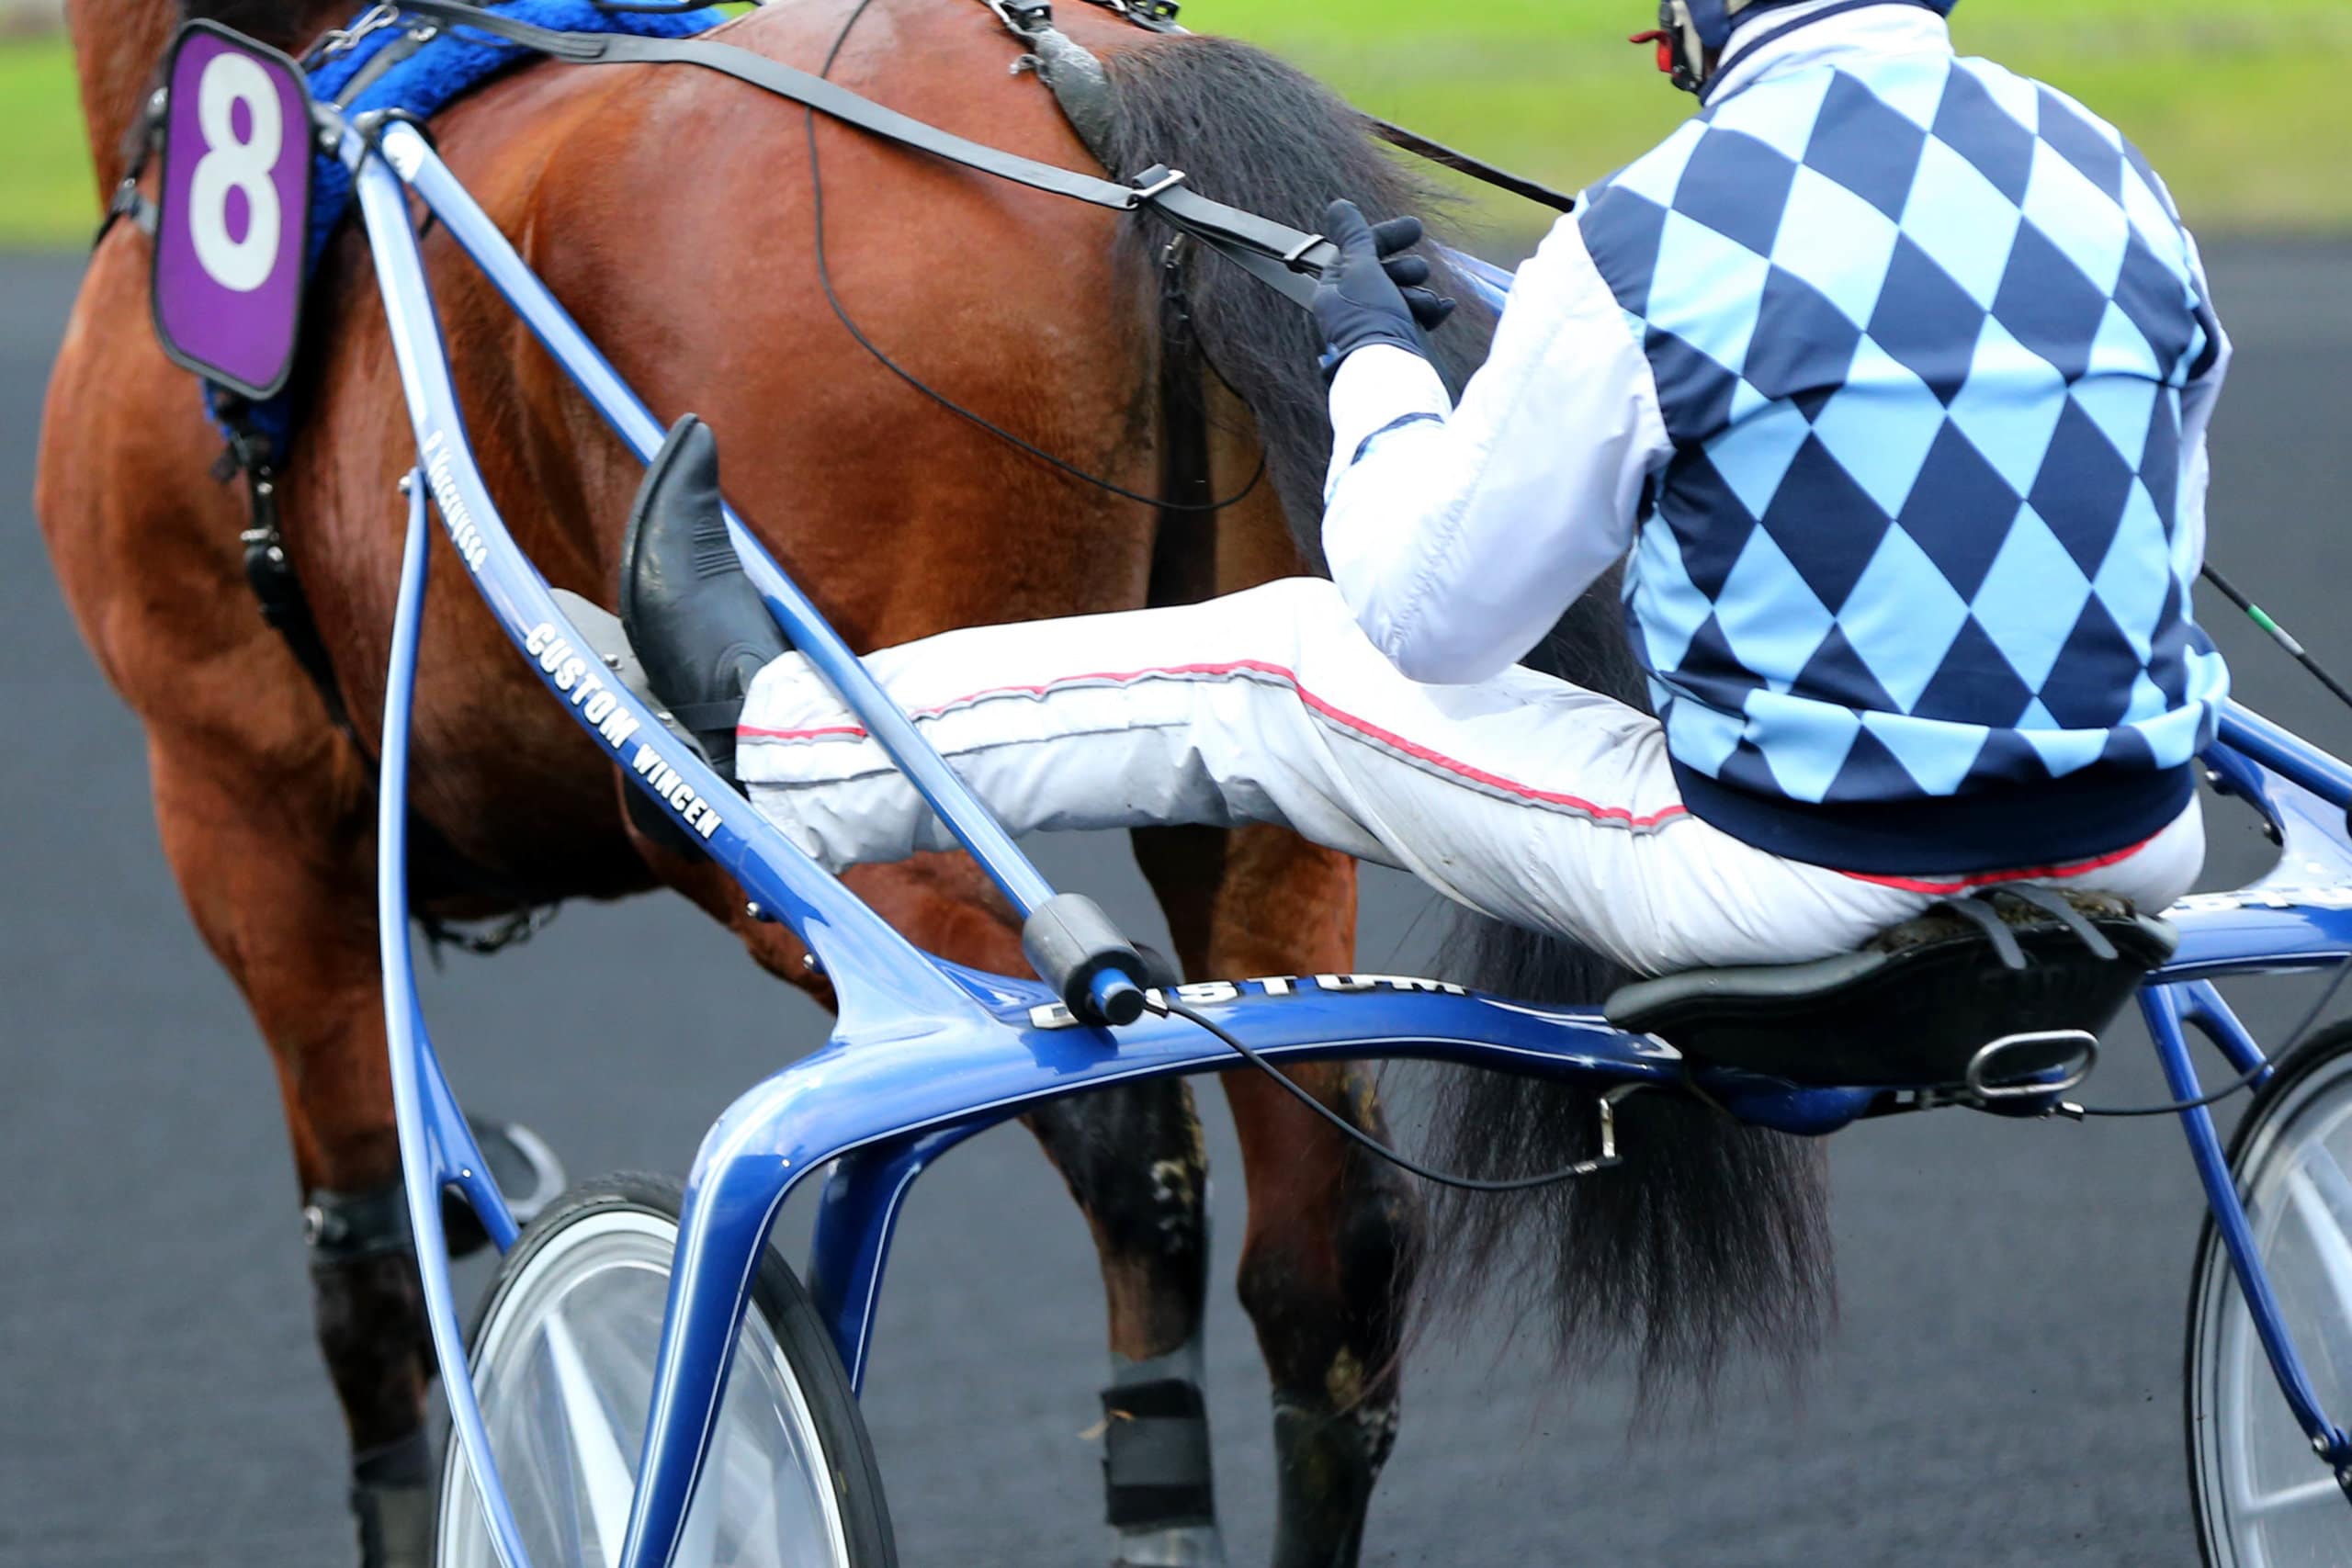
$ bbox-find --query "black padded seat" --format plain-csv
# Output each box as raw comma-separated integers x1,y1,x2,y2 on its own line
1604,888,2178,1093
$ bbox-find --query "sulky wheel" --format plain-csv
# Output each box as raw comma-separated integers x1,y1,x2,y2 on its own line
2188,1021,2352,1565
435,1174,895,1568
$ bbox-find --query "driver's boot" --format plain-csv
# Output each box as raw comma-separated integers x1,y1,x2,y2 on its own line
617,413,789,784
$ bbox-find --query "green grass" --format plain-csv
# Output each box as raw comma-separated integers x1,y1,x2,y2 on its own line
6,0,2348,245
1208,0,2352,236
0,34,95,248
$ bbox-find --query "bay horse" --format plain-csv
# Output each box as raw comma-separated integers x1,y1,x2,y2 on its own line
37,0,1832,1562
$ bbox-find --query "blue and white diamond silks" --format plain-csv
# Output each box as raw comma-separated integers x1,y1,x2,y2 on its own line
1581,48,2228,821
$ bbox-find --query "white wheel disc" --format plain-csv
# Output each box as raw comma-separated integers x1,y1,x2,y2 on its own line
2192,1052,2352,1565
436,1205,854,1568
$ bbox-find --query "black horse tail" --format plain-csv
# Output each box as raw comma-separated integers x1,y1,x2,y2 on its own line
1099,36,1838,1402
1416,624,1838,1404
1095,35,1500,564
1420,868,1838,1402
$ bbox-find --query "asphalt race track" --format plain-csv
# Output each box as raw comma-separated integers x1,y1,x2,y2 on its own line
5,242,2350,1568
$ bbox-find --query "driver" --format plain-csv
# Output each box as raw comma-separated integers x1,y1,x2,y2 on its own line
626,0,2230,977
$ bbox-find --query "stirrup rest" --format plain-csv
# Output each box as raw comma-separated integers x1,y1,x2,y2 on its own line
549,589,714,861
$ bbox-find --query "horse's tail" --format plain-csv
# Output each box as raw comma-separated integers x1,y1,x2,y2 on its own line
1098,38,1838,1401
1421,875,1839,1402
1094,36,1501,565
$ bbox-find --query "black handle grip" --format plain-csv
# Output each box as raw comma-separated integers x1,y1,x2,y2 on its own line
1023,893,1150,1027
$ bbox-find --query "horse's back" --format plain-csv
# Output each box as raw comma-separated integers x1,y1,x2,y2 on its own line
469,0,1170,638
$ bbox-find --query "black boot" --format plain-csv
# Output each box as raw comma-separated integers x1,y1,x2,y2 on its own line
617,414,788,782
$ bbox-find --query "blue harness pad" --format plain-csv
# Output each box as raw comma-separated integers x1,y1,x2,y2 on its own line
209,0,726,450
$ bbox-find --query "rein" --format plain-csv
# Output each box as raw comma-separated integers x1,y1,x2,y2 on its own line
1365,118,1576,214
384,0,1577,289
394,0,1340,304
372,0,1568,517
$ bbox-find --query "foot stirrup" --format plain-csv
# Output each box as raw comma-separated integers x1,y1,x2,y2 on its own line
551,588,716,861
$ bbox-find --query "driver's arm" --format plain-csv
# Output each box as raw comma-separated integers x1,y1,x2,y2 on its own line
1319,214,1672,686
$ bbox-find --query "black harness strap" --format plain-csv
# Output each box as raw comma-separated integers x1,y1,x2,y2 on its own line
93,92,166,250
1148,239,1222,605
215,420,559,955
981,3,1230,564
220,428,377,755
1059,0,1184,32
998,6,1122,152
390,0,1341,303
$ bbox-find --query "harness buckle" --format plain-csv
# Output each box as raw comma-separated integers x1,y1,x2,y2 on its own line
1088,0,1181,27
1129,166,1188,201
1002,0,1054,33
310,2,402,64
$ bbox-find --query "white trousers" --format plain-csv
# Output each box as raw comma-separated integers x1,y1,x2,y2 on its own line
735,578,2205,977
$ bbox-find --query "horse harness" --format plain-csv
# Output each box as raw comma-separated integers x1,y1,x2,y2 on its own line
103,0,1575,947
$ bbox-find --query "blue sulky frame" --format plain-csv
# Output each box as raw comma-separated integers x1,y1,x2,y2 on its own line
332,104,2352,1567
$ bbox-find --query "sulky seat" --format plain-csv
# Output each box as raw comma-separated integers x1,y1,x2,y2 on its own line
1604,887,2178,1098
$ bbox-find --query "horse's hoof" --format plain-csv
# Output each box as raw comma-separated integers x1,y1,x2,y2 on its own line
351,1479,434,1568
1113,1522,1231,1567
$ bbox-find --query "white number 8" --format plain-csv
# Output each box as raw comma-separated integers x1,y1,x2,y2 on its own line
189,52,284,294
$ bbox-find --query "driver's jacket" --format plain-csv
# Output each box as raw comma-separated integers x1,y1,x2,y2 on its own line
1321,0,2231,874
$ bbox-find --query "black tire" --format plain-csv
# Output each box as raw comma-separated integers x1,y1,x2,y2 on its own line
435,1172,895,1567
2187,1021,2352,1566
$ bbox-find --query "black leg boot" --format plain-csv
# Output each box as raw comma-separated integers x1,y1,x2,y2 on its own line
617,413,789,783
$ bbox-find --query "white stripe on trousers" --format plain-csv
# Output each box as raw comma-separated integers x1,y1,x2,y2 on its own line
734,578,2204,977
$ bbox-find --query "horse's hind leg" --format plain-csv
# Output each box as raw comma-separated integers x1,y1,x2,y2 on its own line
1030,1078,1221,1568
834,855,1222,1567
1133,826,1414,1568
148,742,436,1568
